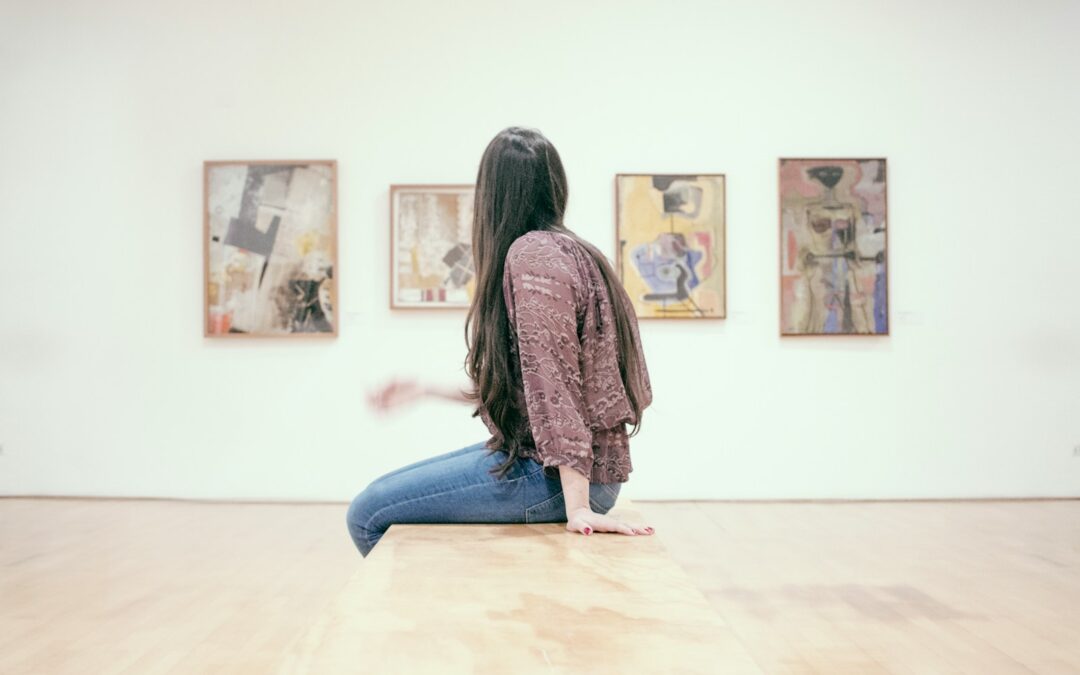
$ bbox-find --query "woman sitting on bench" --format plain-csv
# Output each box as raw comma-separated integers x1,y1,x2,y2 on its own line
347,127,655,557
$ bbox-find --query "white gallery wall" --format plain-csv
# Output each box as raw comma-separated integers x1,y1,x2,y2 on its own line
1,0,1078,501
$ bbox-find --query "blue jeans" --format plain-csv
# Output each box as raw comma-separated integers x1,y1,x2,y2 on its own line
346,440,622,557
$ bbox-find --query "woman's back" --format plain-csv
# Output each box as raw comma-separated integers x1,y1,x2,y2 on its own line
476,229,653,484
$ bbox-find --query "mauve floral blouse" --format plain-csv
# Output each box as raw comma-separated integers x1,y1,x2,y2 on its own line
478,230,653,484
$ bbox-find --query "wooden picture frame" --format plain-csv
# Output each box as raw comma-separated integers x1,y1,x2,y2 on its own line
203,160,338,338
615,173,727,320
390,184,476,310
778,158,889,337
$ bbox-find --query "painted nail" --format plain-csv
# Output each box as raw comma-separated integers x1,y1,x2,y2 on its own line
584,527,592,535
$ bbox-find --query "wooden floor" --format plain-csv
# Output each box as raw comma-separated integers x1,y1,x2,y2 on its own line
1,498,1078,674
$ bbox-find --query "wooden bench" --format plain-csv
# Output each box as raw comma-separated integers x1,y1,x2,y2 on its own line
278,500,763,674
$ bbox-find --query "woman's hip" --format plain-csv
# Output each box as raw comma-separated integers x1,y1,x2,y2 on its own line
347,442,622,528
348,442,543,527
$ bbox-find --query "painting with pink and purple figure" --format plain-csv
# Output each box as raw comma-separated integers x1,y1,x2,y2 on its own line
779,158,888,336
616,175,726,319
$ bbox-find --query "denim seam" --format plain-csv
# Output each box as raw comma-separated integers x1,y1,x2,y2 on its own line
600,482,620,501
361,462,546,540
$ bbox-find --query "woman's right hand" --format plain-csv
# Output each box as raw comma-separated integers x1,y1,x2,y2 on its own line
566,507,654,537
367,377,426,414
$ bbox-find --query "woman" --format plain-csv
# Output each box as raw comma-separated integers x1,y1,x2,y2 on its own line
347,127,655,558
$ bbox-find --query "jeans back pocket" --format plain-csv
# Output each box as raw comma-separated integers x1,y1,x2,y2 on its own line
523,482,621,524
524,492,565,523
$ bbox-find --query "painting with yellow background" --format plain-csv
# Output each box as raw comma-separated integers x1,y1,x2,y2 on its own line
615,174,726,319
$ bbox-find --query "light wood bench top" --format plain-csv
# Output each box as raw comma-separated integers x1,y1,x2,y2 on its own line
279,500,764,674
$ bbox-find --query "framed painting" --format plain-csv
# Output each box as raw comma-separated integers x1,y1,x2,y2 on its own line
779,158,888,336
390,184,476,309
204,160,337,337
615,174,726,319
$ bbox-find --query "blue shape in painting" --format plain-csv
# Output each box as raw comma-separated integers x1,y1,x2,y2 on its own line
873,263,888,333
631,233,704,299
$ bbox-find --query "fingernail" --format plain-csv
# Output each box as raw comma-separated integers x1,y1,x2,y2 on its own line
584,527,592,535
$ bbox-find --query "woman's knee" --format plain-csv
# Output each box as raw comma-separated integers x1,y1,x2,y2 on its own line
346,485,387,557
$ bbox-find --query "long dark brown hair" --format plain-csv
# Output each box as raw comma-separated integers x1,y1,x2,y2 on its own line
464,127,647,478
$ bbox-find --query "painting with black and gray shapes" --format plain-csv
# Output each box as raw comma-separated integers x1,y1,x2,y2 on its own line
392,186,475,308
206,162,335,335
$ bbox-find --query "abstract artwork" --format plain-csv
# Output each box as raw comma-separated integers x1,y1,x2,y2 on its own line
391,185,475,309
204,161,337,337
779,158,888,336
616,174,726,319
